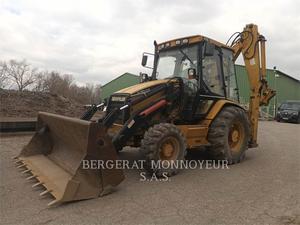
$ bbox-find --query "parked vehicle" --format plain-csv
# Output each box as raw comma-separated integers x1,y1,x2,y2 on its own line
276,100,300,123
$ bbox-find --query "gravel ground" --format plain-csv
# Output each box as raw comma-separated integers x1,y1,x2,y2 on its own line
0,121,299,225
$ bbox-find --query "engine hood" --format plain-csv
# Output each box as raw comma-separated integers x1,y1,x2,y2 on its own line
115,79,171,95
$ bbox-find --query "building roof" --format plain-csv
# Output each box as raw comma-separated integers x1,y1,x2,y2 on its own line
102,72,138,88
275,69,300,83
235,64,299,82
101,72,139,100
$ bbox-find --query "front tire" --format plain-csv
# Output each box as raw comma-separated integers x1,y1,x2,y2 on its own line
140,123,187,177
207,106,250,164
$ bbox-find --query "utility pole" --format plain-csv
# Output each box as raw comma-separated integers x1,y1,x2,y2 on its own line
273,66,280,117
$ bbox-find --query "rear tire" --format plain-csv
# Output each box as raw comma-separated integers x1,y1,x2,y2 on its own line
207,106,250,164
140,123,187,177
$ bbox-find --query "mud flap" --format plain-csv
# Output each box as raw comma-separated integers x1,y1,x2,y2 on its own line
15,112,124,206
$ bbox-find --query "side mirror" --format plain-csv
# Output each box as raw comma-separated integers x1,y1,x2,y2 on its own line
188,68,197,80
141,52,154,69
141,55,148,67
204,41,215,57
139,72,149,83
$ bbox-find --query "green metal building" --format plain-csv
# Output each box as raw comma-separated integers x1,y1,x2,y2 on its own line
235,65,300,116
101,66,300,116
101,73,140,100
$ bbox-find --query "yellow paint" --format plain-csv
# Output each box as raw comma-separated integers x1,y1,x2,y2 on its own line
177,100,244,149
116,79,170,95
177,125,209,148
202,99,244,122
232,24,275,146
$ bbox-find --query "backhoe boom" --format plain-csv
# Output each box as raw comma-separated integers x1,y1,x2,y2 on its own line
231,24,275,147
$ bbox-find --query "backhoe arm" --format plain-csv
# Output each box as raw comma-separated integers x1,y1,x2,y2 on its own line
231,24,275,147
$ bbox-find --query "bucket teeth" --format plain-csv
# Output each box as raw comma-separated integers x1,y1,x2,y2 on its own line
40,190,52,196
17,164,26,169
32,182,44,188
26,175,37,180
48,199,59,207
13,112,125,206
14,159,23,164
22,169,31,174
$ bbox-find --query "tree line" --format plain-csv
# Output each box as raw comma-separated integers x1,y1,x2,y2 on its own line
0,59,101,104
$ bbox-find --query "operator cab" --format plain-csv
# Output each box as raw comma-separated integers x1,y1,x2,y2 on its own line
141,35,240,121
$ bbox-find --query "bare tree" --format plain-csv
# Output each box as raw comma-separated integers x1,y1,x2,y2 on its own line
33,71,47,92
91,84,102,103
2,58,103,104
0,61,9,89
41,72,74,96
64,83,100,104
5,59,38,91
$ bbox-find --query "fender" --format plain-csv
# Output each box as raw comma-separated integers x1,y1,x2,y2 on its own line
178,100,246,149
200,99,247,127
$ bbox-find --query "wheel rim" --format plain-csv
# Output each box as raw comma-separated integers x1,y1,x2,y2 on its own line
228,120,245,153
159,136,180,160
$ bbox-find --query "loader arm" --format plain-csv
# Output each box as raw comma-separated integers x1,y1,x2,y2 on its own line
231,24,276,147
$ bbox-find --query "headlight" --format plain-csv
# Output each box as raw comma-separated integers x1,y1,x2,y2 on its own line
111,96,126,102
182,38,189,44
292,112,298,115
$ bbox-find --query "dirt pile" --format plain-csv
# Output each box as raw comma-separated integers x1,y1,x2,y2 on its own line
0,90,85,118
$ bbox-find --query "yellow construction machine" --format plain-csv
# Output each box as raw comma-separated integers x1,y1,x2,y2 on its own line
15,24,275,206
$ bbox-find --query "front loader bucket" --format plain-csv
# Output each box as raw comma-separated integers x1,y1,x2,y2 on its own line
14,112,124,206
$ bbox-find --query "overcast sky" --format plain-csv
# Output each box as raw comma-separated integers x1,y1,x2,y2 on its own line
0,0,299,86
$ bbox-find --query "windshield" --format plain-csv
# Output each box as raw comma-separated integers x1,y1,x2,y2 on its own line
280,102,300,111
156,45,198,79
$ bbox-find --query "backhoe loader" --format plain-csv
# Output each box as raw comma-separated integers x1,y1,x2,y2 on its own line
15,24,275,206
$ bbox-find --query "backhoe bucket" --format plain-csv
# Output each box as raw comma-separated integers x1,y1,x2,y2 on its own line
15,112,124,206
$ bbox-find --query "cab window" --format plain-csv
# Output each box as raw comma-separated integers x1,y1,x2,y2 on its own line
222,49,239,101
202,48,224,96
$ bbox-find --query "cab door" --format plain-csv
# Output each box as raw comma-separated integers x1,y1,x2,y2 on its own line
222,48,239,102
201,44,225,97
188,42,225,120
